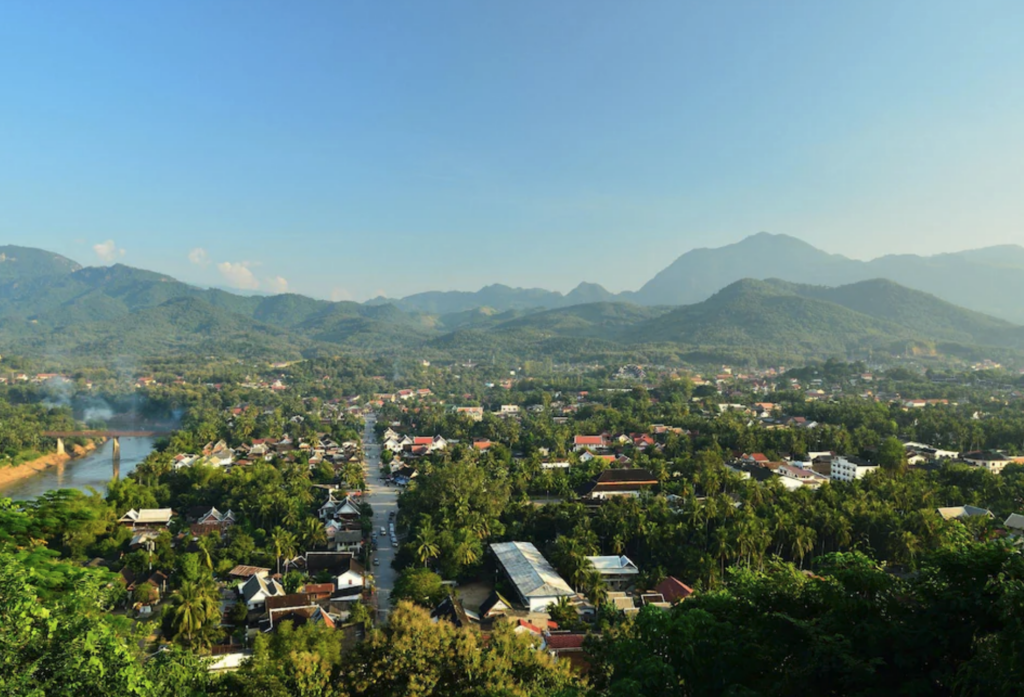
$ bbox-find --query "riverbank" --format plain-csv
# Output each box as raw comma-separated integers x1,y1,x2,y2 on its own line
0,439,102,489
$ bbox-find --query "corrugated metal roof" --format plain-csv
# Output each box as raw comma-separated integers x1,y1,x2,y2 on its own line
490,542,573,599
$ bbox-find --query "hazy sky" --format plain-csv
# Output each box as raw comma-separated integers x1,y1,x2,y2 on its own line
2,1,1023,300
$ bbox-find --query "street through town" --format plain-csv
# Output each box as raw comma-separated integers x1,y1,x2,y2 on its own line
362,412,399,623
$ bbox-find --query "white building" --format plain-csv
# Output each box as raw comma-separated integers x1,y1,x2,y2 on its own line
490,542,575,612
540,461,571,470
586,555,640,590
961,451,1015,475
829,456,878,483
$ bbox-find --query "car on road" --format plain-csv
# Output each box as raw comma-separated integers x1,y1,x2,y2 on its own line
373,558,380,566
380,526,386,535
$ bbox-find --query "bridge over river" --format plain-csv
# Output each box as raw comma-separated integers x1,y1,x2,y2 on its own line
42,430,173,474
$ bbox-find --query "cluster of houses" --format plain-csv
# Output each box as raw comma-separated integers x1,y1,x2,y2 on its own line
172,434,361,475
113,491,370,642
425,540,694,672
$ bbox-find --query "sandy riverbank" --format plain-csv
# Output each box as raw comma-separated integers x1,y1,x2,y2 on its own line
0,440,101,489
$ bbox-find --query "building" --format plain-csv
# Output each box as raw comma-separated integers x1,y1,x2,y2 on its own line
654,576,694,604
1003,513,1024,536
240,573,286,610
829,456,878,483
961,451,1018,475
937,505,994,521
117,508,174,530
585,556,639,590
577,468,658,500
573,435,608,452
490,541,575,612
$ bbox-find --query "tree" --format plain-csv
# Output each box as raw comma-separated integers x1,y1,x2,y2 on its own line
413,518,440,567
391,568,445,607
170,575,221,649
0,553,151,695
195,532,219,570
879,436,909,475
270,526,298,575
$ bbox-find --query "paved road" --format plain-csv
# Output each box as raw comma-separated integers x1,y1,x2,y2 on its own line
362,413,399,623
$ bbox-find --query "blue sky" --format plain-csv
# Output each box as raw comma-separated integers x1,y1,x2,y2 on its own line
1,1,1023,300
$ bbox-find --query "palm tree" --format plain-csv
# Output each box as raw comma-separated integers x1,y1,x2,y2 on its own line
172,578,220,647
791,525,816,569
301,517,327,549
270,526,297,575
195,533,218,570
414,520,440,567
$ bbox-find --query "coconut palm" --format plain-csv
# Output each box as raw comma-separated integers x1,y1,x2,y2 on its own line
301,517,327,549
195,533,219,570
172,578,220,647
414,520,440,567
270,526,297,575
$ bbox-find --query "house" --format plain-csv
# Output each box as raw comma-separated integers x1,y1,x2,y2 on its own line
490,541,575,612
577,468,658,500
319,492,362,521
655,576,694,604
456,406,484,422
118,508,174,530
301,583,336,601
305,552,365,589
573,435,608,452
777,464,829,489
499,405,520,416
228,565,271,581
937,505,994,521
478,590,513,619
431,595,471,628
1003,513,1024,536
585,556,639,590
829,456,879,483
540,461,571,470
473,439,493,451
544,632,588,667
961,451,1017,475
240,574,286,610
265,593,337,631
198,507,236,525
607,592,639,616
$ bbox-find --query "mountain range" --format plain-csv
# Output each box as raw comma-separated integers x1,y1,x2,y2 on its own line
376,233,1024,324
1,238,1022,366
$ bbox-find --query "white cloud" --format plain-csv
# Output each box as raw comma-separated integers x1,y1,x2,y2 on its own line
188,247,209,266
93,239,125,262
216,261,259,290
266,276,289,294
330,287,353,302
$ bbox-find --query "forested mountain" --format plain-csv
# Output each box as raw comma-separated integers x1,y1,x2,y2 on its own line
370,281,618,315
363,233,1024,323
0,245,81,281
2,248,1023,365
631,233,1024,322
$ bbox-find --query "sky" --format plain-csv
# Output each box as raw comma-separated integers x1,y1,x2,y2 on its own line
1,1,1023,301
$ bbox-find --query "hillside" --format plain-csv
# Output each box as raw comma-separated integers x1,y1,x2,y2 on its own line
630,233,1024,323
0,246,81,281
780,279,1018,346
628,280,908,358
0,246,1022,366
490,302,669,340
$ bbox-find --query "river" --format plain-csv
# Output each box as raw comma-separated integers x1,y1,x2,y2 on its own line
0,437,157,500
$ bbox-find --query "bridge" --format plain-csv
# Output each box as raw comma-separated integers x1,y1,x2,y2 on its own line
42,430,173,476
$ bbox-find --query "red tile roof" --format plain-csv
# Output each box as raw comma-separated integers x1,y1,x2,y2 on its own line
655,576,694,604
575,435,606,446
546,633,586,650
